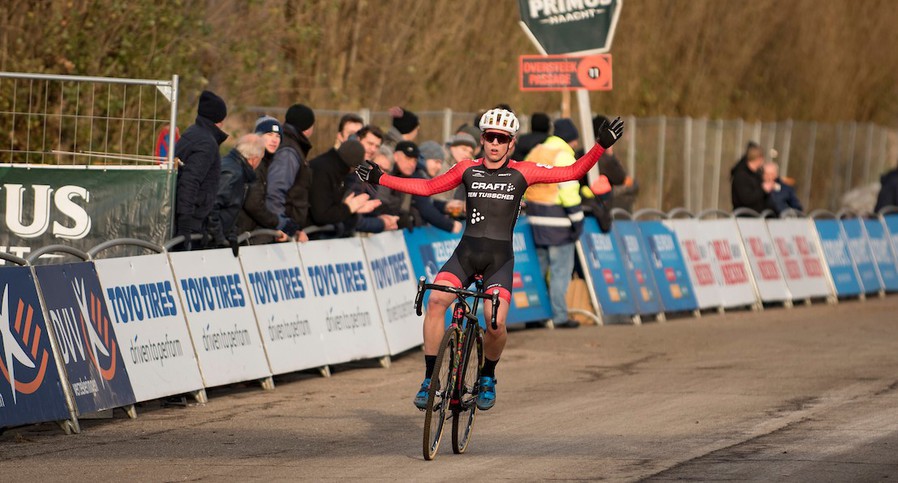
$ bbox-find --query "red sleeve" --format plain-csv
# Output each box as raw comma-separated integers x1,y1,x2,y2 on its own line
380,159,470,195
515,143,606,185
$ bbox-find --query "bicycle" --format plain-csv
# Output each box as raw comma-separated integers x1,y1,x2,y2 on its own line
414,276,500,461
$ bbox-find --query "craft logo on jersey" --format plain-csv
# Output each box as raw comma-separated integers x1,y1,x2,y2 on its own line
0,285,50,404
72,277,118,382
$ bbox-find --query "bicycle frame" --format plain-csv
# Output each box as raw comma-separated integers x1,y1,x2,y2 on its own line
416,277,500,459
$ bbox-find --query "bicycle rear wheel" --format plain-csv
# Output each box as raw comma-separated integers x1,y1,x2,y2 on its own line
423,329,457,461
452,326,483,454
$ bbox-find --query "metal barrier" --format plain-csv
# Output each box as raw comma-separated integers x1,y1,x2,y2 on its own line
0,72,179,168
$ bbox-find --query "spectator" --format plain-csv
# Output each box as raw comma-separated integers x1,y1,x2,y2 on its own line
351,140,401,234
731,146,768,213
378,141,461,233
874,162,898,213
309,139,381,238
267,103,315,241
254,115,282,162
384,106,419,148
344,125,387,194
763,161,803,215
206,134,286,253
419,141,446,178
174,90,229,250
334,113,364,149
236,117,296,239
445,132,477,167
523,118,584,329
512,112,550,161
591,115,638,212
355,124,385,162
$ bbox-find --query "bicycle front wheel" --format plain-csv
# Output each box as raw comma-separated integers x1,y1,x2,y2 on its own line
423,328,457,461
452,326,483,454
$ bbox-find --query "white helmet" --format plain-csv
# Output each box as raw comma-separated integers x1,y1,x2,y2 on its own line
479,108,520,136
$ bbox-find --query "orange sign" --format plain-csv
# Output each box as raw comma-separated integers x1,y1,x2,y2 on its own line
519,54,612,91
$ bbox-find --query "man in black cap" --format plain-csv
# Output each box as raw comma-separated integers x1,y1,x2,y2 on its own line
308,139,382,238
512,112,551,161
266,103,315,241
377,141,461,234
173,90,228,250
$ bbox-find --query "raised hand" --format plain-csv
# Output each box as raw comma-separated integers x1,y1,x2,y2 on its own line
597,116,624,149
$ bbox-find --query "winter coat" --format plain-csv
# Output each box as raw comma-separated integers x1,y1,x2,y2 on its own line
309,148,357,236
523,136,585,246
236,150,283,234
731,159,768,213
267,124,313,228
173,115,228,236
768,178,803,215
874,168,898,213
206,148,256,245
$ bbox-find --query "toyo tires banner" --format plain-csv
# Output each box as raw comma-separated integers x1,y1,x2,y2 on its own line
94,254,204,402
0,166,173,262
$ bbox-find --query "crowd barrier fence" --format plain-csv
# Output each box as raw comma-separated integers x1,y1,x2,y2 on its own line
3,209,898,435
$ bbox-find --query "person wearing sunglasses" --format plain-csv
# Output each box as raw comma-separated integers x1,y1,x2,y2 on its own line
357,107,624,411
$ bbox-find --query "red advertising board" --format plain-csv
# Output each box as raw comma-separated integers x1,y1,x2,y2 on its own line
519,54,612,91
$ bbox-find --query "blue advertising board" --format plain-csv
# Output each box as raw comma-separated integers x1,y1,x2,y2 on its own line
403,219,552,326
841,218,882,293
638,220,699,312
866,218,898,291
34,262,136,414
814,219,862,297
578,217,637,315
613,220,663,315
0,266,70,428
882,214,898,289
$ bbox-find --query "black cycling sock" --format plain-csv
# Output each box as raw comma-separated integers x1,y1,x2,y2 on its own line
481,358,499,378
424,355,437,379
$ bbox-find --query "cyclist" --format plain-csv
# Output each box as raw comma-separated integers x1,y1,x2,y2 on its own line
357,108,624,411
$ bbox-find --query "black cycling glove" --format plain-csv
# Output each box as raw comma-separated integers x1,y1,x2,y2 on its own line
597,116,625,149
356,160,384,185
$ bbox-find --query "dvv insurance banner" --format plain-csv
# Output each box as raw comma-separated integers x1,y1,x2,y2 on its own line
0,166,173,261
0,266,71,428
33,262,137,414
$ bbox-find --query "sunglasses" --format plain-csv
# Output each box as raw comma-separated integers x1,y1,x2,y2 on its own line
482,132,512,144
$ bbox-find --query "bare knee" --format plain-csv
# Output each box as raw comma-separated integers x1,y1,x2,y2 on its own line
426,291,453,312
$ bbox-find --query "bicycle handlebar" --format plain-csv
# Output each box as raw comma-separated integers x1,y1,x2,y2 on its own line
413,277,501,330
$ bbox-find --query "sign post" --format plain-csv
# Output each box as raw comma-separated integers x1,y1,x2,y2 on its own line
517,0,622,182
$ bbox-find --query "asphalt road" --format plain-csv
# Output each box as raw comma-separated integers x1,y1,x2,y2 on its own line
2,296,898,481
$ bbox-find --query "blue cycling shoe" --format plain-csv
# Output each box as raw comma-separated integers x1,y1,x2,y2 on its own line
414,378,431,410
476,376,497,410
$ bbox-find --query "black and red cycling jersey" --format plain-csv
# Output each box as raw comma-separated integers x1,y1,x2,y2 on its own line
380,143,606,242
379,143,606,301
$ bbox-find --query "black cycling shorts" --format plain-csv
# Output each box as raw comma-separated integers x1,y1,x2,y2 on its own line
434,236,513,302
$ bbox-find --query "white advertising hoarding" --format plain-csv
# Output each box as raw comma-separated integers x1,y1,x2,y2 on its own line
665,219,721,309
238,243,330,375
361,231,422,356
699,219,759,308
765,218,832,300
297,238,390,364
94,254,204,402
735,218,791,302
168,249,271,388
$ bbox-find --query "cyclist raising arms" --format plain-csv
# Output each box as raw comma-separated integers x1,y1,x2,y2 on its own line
358,108,624,411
